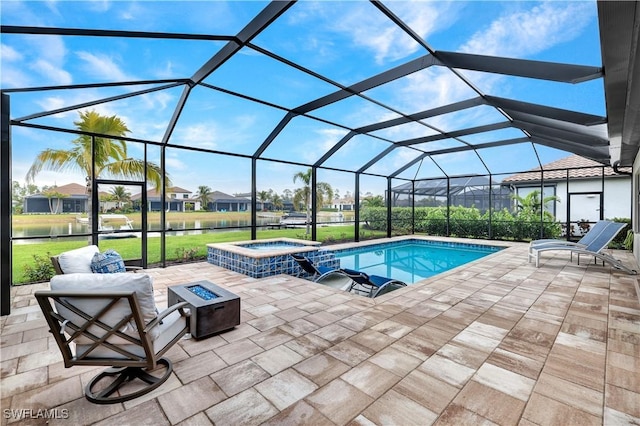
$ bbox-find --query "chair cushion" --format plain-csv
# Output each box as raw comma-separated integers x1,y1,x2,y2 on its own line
57,245,99,274
50,273,158,341
91,249,126,273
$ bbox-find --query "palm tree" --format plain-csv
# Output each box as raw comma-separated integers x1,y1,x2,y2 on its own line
257,190,270,211
196,185,213,211
512,190,558,216
110,185,131,210
362,195,385,208
27,110,168,189
271,193,284,211
26,110,170,234
293,168,333,234
42,189,66,214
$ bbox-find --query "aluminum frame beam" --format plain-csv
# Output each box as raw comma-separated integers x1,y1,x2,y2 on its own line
436,51,602,83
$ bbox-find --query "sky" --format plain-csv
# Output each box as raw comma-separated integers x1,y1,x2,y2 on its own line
1,0,604,198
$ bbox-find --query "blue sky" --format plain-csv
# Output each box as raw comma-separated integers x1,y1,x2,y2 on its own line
1,0,604,198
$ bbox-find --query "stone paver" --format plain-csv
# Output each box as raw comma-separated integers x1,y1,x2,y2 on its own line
1,236,638,425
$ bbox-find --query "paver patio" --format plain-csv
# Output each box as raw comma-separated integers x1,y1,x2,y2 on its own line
1,237,639,425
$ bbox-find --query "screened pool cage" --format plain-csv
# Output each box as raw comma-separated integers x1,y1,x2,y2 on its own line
2,1,638,314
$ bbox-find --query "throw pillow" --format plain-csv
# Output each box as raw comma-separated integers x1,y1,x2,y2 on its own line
91,249,126,274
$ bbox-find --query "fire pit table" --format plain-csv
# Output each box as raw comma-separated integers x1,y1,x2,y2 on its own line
168,281,240,339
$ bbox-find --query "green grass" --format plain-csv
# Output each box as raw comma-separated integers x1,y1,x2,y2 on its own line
12,225,385,284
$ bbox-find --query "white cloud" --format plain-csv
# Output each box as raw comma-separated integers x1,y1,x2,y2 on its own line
165,156,187,172
175,123,218,150
36,96,67,113
1,44,22,62
76,51,131,82
86,0,111,13
30,59,73,85
288,1,459,65
460,2,594,57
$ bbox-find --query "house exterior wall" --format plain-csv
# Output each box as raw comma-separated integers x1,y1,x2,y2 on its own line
554,177,631,222
24,197,87,213
516,177,631,223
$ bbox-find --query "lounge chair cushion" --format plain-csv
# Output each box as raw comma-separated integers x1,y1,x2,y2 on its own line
91,249,126,274
50,273,158,342
57,245,100,274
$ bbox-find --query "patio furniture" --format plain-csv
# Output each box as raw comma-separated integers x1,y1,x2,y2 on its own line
291,253,343,282
168,281,240,339
528,220,611,260
340,268,408,298
291,254,355,290
528,221,636,274
50,245,142,275
35,273,190,404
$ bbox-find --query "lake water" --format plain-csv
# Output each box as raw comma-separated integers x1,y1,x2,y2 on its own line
12,215,348,239
12,218,270,239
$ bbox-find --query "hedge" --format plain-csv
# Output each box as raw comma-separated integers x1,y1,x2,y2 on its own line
363,206,563,241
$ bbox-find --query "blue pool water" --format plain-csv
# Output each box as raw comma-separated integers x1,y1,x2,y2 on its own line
333,240,503,284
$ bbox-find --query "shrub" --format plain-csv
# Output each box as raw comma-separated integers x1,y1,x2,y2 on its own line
360,205,564,241
23,253,54,282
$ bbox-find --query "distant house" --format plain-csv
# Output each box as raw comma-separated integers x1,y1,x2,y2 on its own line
23,183,89,214
131,186,196,212
23,183,124,214
233,192,293,212
129,188,250,212
502,155,631,226
205,191,250,212
331,197,356,211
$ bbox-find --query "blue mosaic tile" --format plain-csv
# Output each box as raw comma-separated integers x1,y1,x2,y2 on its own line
207,246,340,279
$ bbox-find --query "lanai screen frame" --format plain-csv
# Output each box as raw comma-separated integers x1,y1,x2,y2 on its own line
0,0,617,315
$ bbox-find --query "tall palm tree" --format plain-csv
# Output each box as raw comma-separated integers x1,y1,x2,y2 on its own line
26,110,168,189
293,168,333,234
196,185,213,211
26,110,170,235
110,185,131,210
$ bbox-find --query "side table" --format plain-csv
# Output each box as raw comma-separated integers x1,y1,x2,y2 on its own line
168,280,240,339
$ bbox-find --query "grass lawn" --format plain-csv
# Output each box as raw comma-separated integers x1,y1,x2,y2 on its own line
12,223,384,284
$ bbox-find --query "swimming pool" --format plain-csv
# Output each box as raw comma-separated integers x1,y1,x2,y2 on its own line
333,239,503,284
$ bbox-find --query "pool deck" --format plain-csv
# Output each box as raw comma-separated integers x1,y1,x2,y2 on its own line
2,237,639,425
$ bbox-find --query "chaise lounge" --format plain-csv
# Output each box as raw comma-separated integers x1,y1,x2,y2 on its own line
528,221,636,274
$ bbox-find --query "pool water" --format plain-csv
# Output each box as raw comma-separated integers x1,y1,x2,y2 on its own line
334,240,502,284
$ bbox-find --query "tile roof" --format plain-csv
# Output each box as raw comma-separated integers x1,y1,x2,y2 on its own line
502,155,631,183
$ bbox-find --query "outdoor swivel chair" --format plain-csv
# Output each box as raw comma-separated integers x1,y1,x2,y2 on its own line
35,273,190,404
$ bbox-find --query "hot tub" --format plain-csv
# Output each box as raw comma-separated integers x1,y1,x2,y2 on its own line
207,238,339,278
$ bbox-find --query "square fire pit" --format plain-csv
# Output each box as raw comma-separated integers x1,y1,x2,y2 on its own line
168,281,240,339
